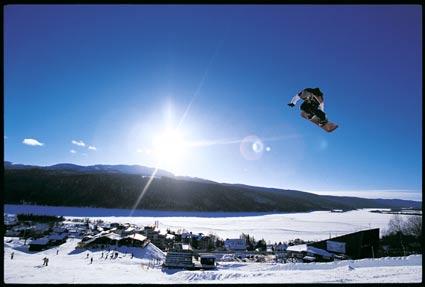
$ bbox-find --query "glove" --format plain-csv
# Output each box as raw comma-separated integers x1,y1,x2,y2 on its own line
288,103,295,107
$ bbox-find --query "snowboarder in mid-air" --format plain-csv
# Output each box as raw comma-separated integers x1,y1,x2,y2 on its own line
288,87,338,132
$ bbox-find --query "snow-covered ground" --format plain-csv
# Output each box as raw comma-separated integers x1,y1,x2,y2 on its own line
3,237,422,284
4,205,423,283
4,204,416,242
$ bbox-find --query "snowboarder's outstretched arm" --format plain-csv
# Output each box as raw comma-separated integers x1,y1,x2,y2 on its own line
288,92,302,107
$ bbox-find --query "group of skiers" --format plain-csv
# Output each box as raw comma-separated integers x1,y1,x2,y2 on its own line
100,251,118,259
99,251,134,260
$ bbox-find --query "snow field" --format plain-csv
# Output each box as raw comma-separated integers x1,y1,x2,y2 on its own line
3,205,422,283
4,237,422,284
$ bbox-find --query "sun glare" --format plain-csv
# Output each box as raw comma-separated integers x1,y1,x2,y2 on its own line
152,129,187,173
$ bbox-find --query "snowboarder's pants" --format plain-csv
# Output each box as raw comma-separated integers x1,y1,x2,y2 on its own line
301,101,326,122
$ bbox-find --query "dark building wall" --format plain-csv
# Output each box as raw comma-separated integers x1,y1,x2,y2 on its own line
29,244,48,251
118,238,147,247
309,228,379,259
84,237,117,247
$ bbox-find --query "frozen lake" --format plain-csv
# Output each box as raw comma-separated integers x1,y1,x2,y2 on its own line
4,204,413,242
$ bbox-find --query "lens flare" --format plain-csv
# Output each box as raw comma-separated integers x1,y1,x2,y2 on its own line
240,135,264,160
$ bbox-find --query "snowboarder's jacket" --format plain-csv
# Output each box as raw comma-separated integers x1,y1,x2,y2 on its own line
290,88,325,111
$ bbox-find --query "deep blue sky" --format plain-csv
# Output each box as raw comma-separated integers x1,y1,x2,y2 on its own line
4,5,422,201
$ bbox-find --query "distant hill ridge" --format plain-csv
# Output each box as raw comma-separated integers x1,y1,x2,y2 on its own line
4,161,175,178
3,161,421,212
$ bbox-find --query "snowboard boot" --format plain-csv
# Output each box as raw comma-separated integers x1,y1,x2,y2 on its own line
318,119,328,126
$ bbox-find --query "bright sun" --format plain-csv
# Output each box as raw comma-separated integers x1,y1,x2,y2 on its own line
151,129,187,173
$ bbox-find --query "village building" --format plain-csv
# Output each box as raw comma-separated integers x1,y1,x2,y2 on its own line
66,223,88,238
286,244,334,262
163,233,176,251
78,232,122,248
180,232,193,244
67,228,83,238
196,235,213,251
122,226,137,236
5,224,27,237
163,243,194,269
199,255,217,269
28,237,50,251
309,228,380,259
118,233,149,248
275,242,288,253
52,225,68,234
165,233,175,241
224,239,247,251
110,223,121,228
48,233,68,246
4,214,18,226
142,226,171,250
142,225,160,240
33,223,50,233
28,232,67,250
285,228,380,262
78,229,150,249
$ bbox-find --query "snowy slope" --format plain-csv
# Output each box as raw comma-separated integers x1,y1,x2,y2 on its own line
4,236,422,284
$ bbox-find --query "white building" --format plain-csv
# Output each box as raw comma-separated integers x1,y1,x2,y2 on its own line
286,244,333,261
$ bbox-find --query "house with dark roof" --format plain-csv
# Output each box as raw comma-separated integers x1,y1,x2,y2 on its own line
48,233,68,245
28,237,50,251
78,232,122,248
118,233,149,247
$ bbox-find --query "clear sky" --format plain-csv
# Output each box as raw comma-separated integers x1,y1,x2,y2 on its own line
4,5,422,201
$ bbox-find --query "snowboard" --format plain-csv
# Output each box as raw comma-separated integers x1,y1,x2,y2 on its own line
301,111,338,132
